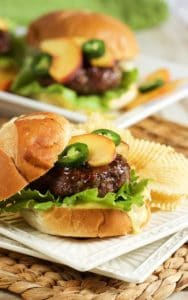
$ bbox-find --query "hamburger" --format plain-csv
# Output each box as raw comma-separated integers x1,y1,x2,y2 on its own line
11,11,139,112
0,18,26,91
0,112,150,238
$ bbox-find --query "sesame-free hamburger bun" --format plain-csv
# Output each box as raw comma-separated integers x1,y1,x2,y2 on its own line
22,204,150,238
27,10,139,61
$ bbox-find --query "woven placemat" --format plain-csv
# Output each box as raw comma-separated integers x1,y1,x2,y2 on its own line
0,116,187,300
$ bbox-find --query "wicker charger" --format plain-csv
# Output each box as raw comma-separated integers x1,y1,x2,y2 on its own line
0,116,187,300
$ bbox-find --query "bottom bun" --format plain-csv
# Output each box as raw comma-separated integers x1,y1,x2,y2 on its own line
21,205,150,238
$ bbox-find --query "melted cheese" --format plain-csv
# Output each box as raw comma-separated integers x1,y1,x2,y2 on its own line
109,84,138,109
119,60,135,71
127,204,148,233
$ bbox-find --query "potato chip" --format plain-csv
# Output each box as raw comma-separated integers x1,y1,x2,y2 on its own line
127,138,175,170
138,152,188,196
150,192,184,211
127,136,188,209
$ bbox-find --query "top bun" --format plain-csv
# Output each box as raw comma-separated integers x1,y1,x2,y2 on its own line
0,112,71,201
27,10,139,60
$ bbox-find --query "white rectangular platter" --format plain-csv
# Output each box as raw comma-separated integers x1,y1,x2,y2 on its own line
0,55,188,127
0,200,187,272
0,228,187,283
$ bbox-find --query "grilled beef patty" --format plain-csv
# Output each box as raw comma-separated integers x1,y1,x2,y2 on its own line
39,64,122,94
66,65,122,94
0,30,11,54
30,155,130,197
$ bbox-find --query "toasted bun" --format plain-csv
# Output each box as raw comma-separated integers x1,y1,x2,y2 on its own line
0,148,27,200
0,112,71,201
21,204,150,238
27,10,138,60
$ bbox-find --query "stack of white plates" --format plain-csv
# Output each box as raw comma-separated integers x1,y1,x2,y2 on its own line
0,200,187,282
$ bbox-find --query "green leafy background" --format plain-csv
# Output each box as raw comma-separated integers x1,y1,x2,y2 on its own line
0,0,169,30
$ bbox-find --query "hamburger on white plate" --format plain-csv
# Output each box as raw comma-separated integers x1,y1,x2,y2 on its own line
0,112,150,237
11,11,139,112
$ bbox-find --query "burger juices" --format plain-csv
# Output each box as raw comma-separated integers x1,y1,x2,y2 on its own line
11,11,139,112
0,113,150,238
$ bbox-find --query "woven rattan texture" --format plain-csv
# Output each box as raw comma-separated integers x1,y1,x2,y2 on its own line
0,116,187,300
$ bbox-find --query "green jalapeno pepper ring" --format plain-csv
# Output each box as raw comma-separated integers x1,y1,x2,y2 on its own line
139,78,164,93
57,142,89,167
92,129,121,146
32,53,52,76
82,39,105,59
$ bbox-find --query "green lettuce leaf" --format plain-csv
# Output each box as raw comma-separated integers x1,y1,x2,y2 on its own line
9,34,27,67
0,34,27,71
11,58,36,92
0,56,17,69
0,171,149,213
121,68,138,89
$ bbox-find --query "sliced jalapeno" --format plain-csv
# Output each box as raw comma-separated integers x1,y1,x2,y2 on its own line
57,143,89,167
82,39,105,59
32,53,52,76
92,129,121,146
139,78,164,93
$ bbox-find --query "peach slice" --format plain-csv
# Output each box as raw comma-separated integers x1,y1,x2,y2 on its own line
40,38,78,56
0,70,17,91
0,18,8,31
116,142,129,160
69,133,116,167
71,36,87,47
91,48,115,68
0,78,11,91
40,38,82,83
127,79,185,110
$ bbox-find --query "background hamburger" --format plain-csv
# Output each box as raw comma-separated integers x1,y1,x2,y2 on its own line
11,11,139,112
0,112,150,238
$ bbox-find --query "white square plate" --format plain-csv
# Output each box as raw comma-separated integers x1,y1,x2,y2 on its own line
95,228,188,282
0,55,188,127
0,200,187,272
0,228,187,283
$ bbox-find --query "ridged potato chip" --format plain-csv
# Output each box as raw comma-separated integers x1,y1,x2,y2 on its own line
150,192,184,211
127,138,175,170
138,152,188,196
127,137,188,209
126,135,188,210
